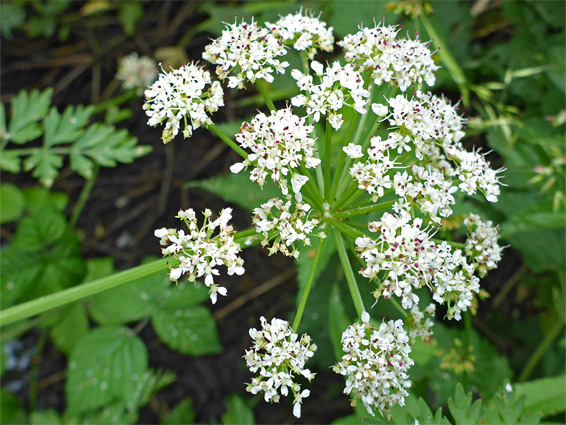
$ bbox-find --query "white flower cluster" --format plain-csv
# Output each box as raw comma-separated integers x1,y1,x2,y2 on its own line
333,312,413,415
356,212,480,320
291,61,370,130
244,317,317,418
154,208,244,304
405,303,436,342
346,135,398,202
116,52,157,95
252,198,321,258
339,23,439,91
230,108,321,201
143,62,224,143
464,213,504,277
267,8,334,59
385,91,504,202
203,17,288,89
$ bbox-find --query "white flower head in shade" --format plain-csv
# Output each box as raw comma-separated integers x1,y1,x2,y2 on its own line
244,316,317,418
230,108,321,201
143,62,224,143
267,7,334,59
117,52,158,95
291,61,369,130
464,213,504,277
405,303,436,342
339,22,439,91
333,314,414,415
154,208,244,304
203,16,289,89
252,197,320,258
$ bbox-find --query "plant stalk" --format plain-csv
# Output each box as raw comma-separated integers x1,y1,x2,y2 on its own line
333,228,365,319
207,123,248,159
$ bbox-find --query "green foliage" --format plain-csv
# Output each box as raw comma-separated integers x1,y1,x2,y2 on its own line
221,394,256,425
88,259,222,356
0,207,86,308
49,304,89,355
447,383,482,425
30,409,62,425
0,183,25,224
162,398,195,425
117,2,144,36
514,375,566,418
1,89,151,187
0,389,27,424
187,170,281,212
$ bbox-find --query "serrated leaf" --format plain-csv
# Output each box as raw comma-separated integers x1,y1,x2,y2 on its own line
162,398,195,425
24,150,63,188
71,124,149,171
152,306,222,356
221,394,256,425
22,187,69,213
50,304,89,355
72,402,138,425
0,151,21,173
129,369,177,410
0,183,25,224
30,409,62,425
187,171,281,212
66,326,149,416
43,104,93,146
448,383,482,425
514,375,566,418
11,207,66,251
7,88,53,144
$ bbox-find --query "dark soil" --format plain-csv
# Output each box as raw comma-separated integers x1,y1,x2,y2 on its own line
1,2,527,424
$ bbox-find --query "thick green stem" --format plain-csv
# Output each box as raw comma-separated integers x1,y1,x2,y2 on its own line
332,183,362,212
335,200,395,219
256,80,276,111
518,319,565,382
462,311,472,389
69,164,99,229
333,228,365,319
0,258,170,327
329,114,359,202
292,238,326,331
207,123,248,159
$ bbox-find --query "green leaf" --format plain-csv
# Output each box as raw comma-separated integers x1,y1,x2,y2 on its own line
43,104,93,146
6,88,53,144
162,398,196,425
329,1,396,39
221,394,256,425
502,202,566,236
71,124,150,177
118,1,144,35
483,384,542,425
187,171,281,212
0,183,25,224
22,186,69,213
448,383,482,425
24,150,63,188
0,151,21,173
11,207,66,251
128,369,177,409
0,2,26,38
66,326,149,416
514,375,566,418
0,389,27,424
50,304,89,355
30,409,62,425
71,402,138,425
152,306,222,356
89,269,209,326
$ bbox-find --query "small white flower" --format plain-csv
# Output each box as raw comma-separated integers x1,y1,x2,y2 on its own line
371,103,388,116
155,208,244,304
343,143,364,158
117,53,157,95
245,317,316,418
203,17,288,88
144,62,224,143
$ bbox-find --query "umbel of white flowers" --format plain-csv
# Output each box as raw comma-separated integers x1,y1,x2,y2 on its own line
148,9,505,419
